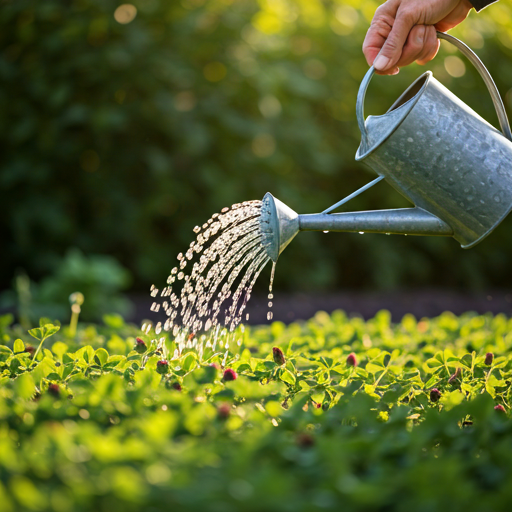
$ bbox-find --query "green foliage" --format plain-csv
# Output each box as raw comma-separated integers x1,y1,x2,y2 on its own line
2,0,512,292
1,249,132,322
1,310,512,510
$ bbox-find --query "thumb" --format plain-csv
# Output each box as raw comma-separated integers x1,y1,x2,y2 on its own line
373,11,415,72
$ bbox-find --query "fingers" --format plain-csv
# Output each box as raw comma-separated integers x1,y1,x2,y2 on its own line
395,25,439,68
362,3,396,67
372,7,417,72
362,0,446,75
416,26,440,65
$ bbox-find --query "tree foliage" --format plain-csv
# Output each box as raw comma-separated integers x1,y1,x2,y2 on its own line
2,0,512,292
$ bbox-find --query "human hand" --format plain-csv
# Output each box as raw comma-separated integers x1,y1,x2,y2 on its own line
363,0,473,75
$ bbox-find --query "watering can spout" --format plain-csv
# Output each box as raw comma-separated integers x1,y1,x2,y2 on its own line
260,193,453,263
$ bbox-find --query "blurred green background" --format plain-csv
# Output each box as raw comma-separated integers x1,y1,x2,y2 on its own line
2,0,512,313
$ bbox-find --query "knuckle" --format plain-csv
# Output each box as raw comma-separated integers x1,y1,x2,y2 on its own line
408,25,426,44
398,6,416,23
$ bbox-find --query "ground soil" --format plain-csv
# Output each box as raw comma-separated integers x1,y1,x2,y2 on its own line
128,289,512,326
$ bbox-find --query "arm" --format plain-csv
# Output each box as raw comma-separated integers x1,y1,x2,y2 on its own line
363,0,496,75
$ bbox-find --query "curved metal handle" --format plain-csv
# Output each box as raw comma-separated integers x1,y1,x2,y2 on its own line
356,65,375,152
356,32,512,145
437,32,512,141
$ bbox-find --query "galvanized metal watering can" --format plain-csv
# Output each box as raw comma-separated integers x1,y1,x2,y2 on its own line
260,33,512,262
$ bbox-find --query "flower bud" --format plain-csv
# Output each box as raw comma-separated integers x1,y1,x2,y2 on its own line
135,337,147,354
48,383,60,398
272,347,286,366
223,368,237,381
25,346,35,356
485,352,494,366
346,353,358,367
218,403,231,419
494,404,506,413
296,433,315,448
171,382,182,391
156,360,169,375
430,388,441,402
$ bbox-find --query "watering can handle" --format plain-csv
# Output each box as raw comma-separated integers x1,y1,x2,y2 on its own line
357,31,512,145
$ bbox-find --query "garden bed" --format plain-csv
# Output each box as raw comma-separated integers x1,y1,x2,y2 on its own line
1,310,512,511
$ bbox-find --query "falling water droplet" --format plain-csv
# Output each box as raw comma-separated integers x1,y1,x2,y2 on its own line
147,199,274,359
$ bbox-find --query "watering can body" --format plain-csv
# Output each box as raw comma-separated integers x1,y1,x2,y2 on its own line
356,35,512,248
260,33,512,262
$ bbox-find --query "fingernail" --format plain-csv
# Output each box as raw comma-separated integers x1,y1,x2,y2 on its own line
373,55,390,71
416,26,426,45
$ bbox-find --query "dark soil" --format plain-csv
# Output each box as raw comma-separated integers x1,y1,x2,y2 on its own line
128,289,512,326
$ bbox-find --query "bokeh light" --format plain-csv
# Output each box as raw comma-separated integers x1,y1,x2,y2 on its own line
114,4,137,24
444,56,466,78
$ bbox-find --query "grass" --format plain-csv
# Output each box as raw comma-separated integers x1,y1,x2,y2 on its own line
1,309,512,511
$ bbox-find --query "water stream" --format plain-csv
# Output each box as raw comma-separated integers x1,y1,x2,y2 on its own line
143,200,275,360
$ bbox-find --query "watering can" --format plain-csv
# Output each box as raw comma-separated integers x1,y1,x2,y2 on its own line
260,33,512,263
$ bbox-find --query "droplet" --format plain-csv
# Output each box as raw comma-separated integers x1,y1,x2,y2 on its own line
150,200,271,356
267,312,273,321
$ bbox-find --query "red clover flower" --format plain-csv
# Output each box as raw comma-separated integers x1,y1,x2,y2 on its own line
156,360,169,375
346,353,358,367
135,337,147,354
272,347,286,366
223,369,237,381
430,388,441,402
48,384,60,398
218,403,231,419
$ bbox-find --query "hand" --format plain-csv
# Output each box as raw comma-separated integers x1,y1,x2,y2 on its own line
363,0,474,75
